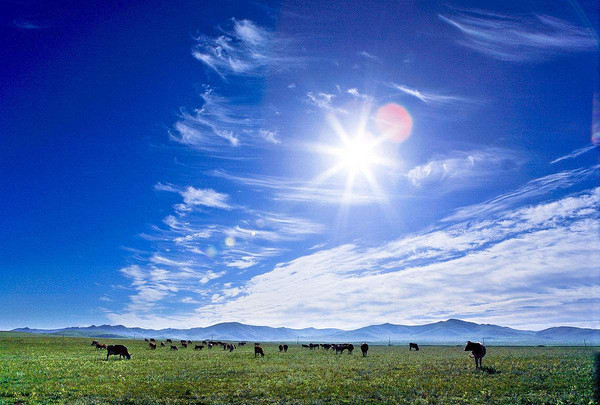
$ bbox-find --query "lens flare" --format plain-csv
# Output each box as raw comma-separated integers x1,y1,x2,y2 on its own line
376,103,413,143
224,236,236,247
205,245,217,258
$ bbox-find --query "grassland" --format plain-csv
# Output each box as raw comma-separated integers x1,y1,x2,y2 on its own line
0,333,597,404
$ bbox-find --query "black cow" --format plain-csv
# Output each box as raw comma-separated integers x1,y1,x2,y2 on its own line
194,345,204,350
91,340,99,346
160,342,165,347
227,344,236,352
144,338,149,342
170,345,178,351
283,344,288,352
254,345,265,357
361,343,369,357
150,338,155,342
181,342,188,348
279,344,284,352
149,342,156,350
107,345,131,360
302,344,309,349
465,341,486,369
166,339,172,343
238,342,246,346
409,343,419,351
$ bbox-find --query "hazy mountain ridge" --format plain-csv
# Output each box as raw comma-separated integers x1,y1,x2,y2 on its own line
11,319,600,345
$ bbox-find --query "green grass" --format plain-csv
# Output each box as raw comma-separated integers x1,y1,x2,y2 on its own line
0,333,596,404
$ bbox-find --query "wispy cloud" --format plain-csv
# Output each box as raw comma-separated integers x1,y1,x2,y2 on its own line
388,83,474,105
170,88,280,151
155,182,232,210
550,145,596,164
13,19,44,30
406,149,521,189
440,10,598,61
192,18,301,78
305,92,347,114
111,184,600,329
357,51,379,62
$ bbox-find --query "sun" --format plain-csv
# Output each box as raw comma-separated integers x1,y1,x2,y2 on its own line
335,136,377,173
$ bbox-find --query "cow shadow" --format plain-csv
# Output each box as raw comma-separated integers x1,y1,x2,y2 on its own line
479,366,500,375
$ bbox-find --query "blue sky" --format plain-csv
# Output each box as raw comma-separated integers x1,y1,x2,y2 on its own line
1,0,599,331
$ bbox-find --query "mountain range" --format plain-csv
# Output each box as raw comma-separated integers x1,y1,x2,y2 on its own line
10,319,600,345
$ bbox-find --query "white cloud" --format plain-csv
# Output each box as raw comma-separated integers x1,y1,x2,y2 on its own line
181,186,231,209
357,51,379,61
440,10,598,61
388,83,474,105
406,149,520,188
305,92,348,114
550,145,596,164
170,88,280,150
192,18,301,78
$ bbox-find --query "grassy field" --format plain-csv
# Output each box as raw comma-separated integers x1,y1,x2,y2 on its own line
0,333,597,404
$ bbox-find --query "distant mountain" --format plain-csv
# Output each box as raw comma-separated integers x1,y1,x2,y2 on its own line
10,319,600,345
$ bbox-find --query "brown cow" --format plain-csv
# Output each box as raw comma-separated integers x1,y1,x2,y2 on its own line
149,342,156,350
107,345,131,360
91,340,99,346
95,343,107,350
254,345,265,357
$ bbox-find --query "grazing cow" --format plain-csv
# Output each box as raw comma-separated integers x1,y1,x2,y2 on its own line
181,343,188,348
238,342,246,346
150,338,155,342
107,345,131,360
223,343,228,351
95,343,107,350
309,343,318,350
170,345,178,351
283,344,288,352
409,343,419,351
254,345,265,357
166,339,172,343
181,340,187,346
279,344,284,352
91,340,99,346
194,345,204,350
208,343,214,349
188,340,192,344
465,341,486,369
361,343,369,357
302,344,309,349
149,342,156,350
144,338,149,342
335,343,354,354
160,342,165,347
228,344,236,352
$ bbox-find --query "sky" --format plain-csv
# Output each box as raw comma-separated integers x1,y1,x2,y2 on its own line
1,0,599,331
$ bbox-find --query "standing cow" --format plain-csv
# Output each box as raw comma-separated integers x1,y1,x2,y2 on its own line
170,345,178,351
279,344,284,352
149,342,156,350
107,345,131,360
360,343,369,357
409,343,419,351
465,341,486,369
254,345,265,357
283,344,288,352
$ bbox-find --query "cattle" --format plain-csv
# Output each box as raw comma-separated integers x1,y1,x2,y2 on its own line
322,344,331,351
188,340,192,344
335,344,354,354
302,344,309,349
283,344,288,352
166,339,172,343
361,343,369,357
223,343,228,351
95,343,107,350
208,343,214,349
149,342,156,350
194,345,204,350
238,342,246,346
106,345,131,360
309,343,318,350
144,338,149,342
202,340,208,345
91,340,99,346
181,343,188,348
465,341,486,369
279,344,284,352
180,340,187,346
254,345,265,357
170,345,178,351
150,338,155,342
409,343,419,351
160,342,165,347
227,344,236,352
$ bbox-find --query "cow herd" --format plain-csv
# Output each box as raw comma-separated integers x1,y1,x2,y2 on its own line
93,339,487,369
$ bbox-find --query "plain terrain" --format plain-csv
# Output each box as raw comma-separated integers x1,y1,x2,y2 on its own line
0,333,597,404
